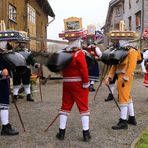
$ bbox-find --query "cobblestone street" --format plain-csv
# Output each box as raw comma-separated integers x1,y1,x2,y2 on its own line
0,77,147,148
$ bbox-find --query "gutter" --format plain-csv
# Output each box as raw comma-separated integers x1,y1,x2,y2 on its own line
47,16,55,26
141,0,144,38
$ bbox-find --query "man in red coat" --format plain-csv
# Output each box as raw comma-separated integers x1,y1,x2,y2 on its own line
56,39,91,142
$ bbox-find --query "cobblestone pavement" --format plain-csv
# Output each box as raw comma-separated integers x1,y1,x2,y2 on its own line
0,78,147,148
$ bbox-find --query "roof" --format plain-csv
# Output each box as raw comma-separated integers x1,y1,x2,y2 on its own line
36,0,55,17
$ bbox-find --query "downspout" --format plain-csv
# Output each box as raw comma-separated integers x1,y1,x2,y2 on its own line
140,0,144,49
46,16,55,50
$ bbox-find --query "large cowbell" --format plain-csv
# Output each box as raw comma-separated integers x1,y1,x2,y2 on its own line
101,47,128,65
46,50,73,72
3,52,27,73
17,49,31,60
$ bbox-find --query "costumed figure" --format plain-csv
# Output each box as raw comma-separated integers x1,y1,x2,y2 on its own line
104,40,142,130
86,43,102,91
0,41,19,135
141,48,148,87
55,39,91,142
12,42,40,102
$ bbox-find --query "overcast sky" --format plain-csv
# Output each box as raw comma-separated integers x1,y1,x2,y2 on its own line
47,0,111,40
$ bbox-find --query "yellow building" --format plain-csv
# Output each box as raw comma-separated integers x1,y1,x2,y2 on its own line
0,0,55,51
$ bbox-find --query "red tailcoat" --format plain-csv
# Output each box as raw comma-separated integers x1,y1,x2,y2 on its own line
60,49,90,115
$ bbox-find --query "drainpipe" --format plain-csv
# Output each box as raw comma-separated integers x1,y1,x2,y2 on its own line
140,0,144,49
45,16,55,50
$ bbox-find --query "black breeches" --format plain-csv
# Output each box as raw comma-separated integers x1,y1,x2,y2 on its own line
109,74,118,84
0,79,10,104
13,68,31,85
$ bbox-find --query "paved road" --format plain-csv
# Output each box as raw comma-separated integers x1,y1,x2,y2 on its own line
0,78,147,148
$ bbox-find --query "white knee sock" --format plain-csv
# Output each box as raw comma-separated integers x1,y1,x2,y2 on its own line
109,84,115,94
13,85,20,95
24,85,31,95
120,106,128,120
0,110,9,125
59,114,68,129
90,81,95,85
128,102,135,116
81,115,89,130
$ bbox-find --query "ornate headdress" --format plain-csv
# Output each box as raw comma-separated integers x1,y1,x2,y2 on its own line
107,21,138,40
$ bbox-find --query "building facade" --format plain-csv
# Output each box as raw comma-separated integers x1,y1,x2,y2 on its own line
0,0,55,51
105,0,148,49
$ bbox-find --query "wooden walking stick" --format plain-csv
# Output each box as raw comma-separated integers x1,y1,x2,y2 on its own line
7,78,26,132
106,84,121,111
44,113,60,132
38,65,43,102
93,64,109,101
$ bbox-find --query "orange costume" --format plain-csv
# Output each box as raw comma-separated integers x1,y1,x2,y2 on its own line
107,47,138,105
105,46,139,130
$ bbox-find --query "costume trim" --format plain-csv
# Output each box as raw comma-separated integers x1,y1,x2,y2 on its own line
63,76,82,82
0,104,9,110
83,82,90,88
80,111,90,116
59,110,70,115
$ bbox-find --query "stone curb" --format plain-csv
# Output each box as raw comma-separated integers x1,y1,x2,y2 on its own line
130,127,148,148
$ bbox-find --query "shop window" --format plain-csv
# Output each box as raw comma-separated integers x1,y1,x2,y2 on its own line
128,16,132,30
9,4,16,22
135,11,141,29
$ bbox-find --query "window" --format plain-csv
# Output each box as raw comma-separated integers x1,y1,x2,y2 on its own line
115,7,121,17
9,4,16,22
128,16,132,30
129,0,131,9
135,11,141,29
123,1,125,13
115,23,119,30
27,5,36,24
